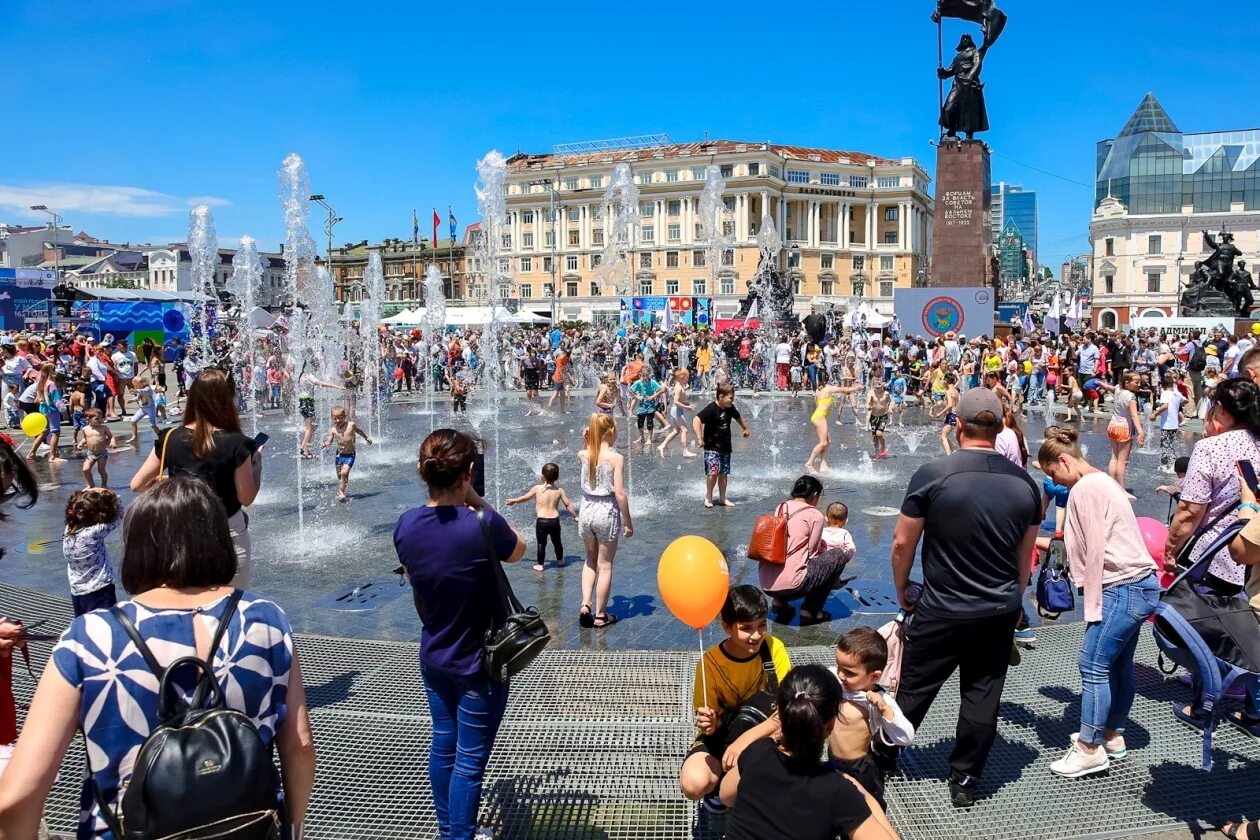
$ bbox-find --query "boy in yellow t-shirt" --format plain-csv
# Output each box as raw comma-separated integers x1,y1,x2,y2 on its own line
679,584,791,812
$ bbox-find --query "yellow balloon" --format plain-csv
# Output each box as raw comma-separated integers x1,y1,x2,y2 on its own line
1252,323,1260,336
20,412,47,438
658,536,730,630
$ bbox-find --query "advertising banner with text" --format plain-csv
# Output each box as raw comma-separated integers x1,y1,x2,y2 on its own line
894,287,996,339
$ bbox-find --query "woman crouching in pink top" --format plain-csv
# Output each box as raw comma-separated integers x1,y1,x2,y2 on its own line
1038,426,1159,780
759,475,845,625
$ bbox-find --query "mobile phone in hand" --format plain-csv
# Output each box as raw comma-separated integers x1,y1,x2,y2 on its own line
1238,460,1259,494
253,432,270,448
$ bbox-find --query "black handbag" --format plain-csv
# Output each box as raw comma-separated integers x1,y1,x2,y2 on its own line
478,510,550,681
718,642,781,746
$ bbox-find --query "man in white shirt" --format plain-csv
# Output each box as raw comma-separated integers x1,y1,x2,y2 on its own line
774,339,792,390
111,340,138,414
1,346,32,393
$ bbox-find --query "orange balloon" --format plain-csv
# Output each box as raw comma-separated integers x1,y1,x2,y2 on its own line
657,535,730,630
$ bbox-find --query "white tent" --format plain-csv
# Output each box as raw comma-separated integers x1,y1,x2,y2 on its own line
512,310,551,324
845,303,891,329
382,308,423,325
248,307,277,329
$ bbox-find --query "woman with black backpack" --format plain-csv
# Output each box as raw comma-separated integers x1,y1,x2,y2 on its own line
0,477,316,839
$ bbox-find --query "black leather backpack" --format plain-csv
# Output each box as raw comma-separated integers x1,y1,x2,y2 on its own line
92,589,282,839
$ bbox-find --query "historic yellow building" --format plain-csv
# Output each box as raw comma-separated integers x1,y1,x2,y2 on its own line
503,137,933,322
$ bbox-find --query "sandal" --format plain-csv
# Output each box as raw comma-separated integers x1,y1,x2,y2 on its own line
1228,710,1260,737
799,609,833,626
593,612,618,628
1221,820,1260,840
1173,703,1207,733
579,605,594,628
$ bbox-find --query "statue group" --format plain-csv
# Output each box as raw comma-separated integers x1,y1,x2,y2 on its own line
934,0,1007,140
1182,231,1256,317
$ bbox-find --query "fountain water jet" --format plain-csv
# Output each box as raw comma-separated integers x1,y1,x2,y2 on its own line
226,236,264,436
422,264,448,432
360,251,386,443
188,205,219,365
475,151,512,508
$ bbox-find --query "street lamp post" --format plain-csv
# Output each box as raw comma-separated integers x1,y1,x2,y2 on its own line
529,178,560,323
31,205,62,325
308,195,342,301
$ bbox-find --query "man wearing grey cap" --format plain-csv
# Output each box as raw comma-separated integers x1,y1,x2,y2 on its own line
876,386,1041,808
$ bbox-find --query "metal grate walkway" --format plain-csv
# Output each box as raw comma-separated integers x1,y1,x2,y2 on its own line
2,583,1255,839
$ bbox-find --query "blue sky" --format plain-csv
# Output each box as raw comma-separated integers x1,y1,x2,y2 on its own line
4,0,1258,272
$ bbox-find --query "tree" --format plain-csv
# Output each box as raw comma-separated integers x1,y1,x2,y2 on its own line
102,276,137,289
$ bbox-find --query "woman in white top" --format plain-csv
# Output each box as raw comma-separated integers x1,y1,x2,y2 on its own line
576,412,633,629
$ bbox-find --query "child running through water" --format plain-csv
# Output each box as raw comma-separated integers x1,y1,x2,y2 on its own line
61,487,125,615
507,462,578,571
123,375,160,445
320,405,373,502
658,368,697,458
76,408,112,488
933,372,960,454
866,378,891,459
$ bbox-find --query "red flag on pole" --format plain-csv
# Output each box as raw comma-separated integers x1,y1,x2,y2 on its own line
432,209,441,248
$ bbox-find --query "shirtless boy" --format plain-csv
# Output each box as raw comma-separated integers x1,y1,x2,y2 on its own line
506,462,578,571
320,405,373,502
76,408,113,487
866,378,892,459
934,372,960,454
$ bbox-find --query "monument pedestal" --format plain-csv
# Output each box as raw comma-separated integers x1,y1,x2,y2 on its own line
930,140,993,288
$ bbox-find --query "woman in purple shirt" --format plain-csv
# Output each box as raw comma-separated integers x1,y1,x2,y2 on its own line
394,429,526,840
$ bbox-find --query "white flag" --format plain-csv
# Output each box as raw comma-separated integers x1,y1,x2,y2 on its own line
742,298,759,327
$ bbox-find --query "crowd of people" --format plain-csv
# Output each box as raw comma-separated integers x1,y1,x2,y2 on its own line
0,309,1257,840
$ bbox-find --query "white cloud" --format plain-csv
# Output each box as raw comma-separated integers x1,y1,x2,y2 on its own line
186,195,232,208
0,182,227,219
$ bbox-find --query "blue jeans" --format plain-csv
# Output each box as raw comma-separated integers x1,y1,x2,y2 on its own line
1029,370,1046,403
421,664,508,840
89,381,110,412
1078,573,1160,743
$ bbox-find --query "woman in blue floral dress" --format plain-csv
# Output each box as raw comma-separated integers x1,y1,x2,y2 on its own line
0,477,316,839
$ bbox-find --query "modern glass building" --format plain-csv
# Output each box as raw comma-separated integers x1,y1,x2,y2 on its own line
1096,93,1260,215
991,182,1038,267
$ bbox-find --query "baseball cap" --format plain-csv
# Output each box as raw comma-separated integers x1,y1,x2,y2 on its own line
957,387,1004,424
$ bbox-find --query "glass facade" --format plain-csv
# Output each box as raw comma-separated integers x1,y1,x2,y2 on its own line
1096,93,1260,215
991,182,1038,266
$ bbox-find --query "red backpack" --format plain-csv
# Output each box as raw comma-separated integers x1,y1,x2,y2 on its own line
747,503,809,565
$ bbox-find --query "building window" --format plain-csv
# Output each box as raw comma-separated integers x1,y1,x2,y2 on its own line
568,230,580,246
691,167,706,180
877,176,900,188
820,173,841,186
501,234,511,249
820,279,833,296
787,169,809,184
884,207,899,221
642,225,655,242
720,164,733,178
695,223,703,239
666,169,679,183
665,278,679,295
723,196,735,213
747,163,760,176
563,177,578,190
640,279,653,295
592,230,604,246
590,254,602,268
639,252,652,269
850,175,868,188
1105,237,1115,257
851,279,865,297
693,250,706,267
590,176,603,189
498,258,510,274
821,253,833,269
884,231,898,244
853,255,865,272
721,277,735,295
1104,276,1114,294
591,205,603,221
880,255,895,272
522,232,534,249
566,281,579,297
520,256,532,273
722,250,734,266
522,210,534,224
544,231,554,247
667,224,681,242
543,283,554,298
566,255,579,271
692,278,707,294
880,280,894,297
788,249,801,269
543,257,553,272
567,207,580,222
668,200,681,216
520,284,533,298
590,282,601,296
770,165,782,179
638,172,653,185
1148,234,1162,254
1147,272,1161,293
666,251,679,268
640,201,654,217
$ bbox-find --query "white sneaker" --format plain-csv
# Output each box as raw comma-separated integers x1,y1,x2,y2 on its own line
1050,741,1110,778
1070,731,1127,759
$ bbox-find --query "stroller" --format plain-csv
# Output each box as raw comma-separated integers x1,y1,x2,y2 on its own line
1151,519,1260,769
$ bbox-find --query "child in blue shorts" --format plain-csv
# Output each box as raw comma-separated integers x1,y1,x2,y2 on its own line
320,405,372,502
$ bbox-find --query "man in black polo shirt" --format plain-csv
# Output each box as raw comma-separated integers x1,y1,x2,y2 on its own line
878,387,1040,808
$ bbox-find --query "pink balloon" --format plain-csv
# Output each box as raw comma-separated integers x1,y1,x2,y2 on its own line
1135,516,1168,564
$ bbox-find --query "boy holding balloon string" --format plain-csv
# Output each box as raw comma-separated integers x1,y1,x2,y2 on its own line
679,585,791,813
